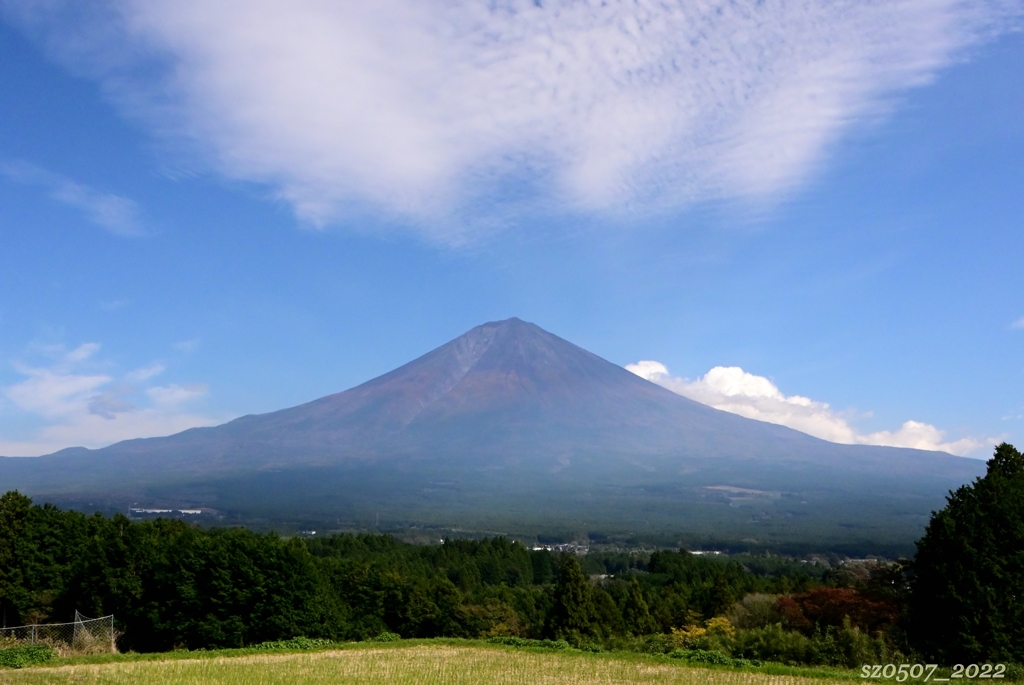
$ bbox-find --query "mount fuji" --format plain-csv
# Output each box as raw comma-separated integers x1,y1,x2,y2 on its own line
0,318,984,549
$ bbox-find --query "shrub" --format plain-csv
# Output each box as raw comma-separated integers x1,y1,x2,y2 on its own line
253,637,334,650
540,639,571,651
729,624,817,665
637,633,676,654
706,616,736,638
728,620,889,668
670,624,728,652
670,648,733,665
727,594,782,629
0,645,56,669
487,636,571,650
813,620,888,668
368,632,401,643
1002,664,1024,681
668,648,759,667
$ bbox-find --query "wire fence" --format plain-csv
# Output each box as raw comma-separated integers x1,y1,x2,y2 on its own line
0,612,116,655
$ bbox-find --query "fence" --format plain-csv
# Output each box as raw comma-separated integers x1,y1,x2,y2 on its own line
0,612,116,655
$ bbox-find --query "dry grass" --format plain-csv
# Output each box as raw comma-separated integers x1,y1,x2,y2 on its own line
0,644,849,685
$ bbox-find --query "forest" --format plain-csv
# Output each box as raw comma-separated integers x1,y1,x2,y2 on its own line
2,443,1022,667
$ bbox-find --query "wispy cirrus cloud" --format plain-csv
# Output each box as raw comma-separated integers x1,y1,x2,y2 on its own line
6,0,1019,241
627,361,992,457
0,159,146,237
0,343,221,456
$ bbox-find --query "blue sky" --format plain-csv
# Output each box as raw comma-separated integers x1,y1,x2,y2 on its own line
0,1,1021,458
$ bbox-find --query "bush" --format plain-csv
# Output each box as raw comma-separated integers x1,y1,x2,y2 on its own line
670,648,733,665
640,633,677,654
669,624,729,653
727,594,782,629
253,637,334,650
1002,664,1024,682
729,624,816,665
541,639,572,650
0,645,56,669
813,620,890,668
368,632,402,643
706,617,736,638
487,636,531,647
487,636,571,650
728,621,889,668
668,648,758,667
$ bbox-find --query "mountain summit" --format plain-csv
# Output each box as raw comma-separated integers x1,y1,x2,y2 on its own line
0,318,985,546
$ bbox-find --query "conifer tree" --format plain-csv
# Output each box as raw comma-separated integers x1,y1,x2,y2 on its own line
549,555,594,640
0,491,32,627
622,578,657,635
909,443,1024,662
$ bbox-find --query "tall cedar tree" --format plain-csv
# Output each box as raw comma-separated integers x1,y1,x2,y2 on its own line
549,556,594,640
622,579,657,635
0,491,32,626
909,443,1024,662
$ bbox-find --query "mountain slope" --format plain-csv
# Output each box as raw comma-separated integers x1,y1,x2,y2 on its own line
0,318,985,546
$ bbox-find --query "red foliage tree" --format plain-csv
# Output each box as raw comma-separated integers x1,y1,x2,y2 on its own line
783,587,898,635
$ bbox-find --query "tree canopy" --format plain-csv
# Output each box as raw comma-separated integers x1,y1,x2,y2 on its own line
909,442,1024,662
0,490,830,652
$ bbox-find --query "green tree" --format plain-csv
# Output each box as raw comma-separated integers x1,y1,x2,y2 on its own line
548,556,594,640
0,491,32,626
908,443,1024,662
708,575,735,618
621,579,657,635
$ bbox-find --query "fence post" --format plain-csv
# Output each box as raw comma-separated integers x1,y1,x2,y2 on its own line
30,624,36,644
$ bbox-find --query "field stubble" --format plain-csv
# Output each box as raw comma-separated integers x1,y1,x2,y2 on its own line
0,644,849,685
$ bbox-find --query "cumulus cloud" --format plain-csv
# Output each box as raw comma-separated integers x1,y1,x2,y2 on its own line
627,361,988,456
6,0,1018,239
0,344,221,456
0,160,145,237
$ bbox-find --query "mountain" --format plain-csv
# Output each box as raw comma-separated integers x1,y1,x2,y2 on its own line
0,318,985,550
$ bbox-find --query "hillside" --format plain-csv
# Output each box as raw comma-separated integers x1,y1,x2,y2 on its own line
0,318,985,548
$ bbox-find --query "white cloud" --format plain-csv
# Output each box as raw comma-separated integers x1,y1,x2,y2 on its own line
146,383,205,408
0,160,145,237
6,0,1018,240
172,339,200,354
1012,317,1024,329
126,362,165,382
7,367,110,420
627,361,990,456
0,344,221,456
64,342,101,364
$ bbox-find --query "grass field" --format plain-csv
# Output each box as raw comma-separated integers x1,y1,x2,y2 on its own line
0,642,853,685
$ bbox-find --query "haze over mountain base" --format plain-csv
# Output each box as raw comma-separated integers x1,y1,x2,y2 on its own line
0,318,984,553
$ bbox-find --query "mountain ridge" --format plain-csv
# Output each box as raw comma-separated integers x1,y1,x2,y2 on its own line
0,317,986,547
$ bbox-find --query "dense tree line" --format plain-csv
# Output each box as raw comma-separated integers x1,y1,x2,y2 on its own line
1,444,1021,664
0,490,865,655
